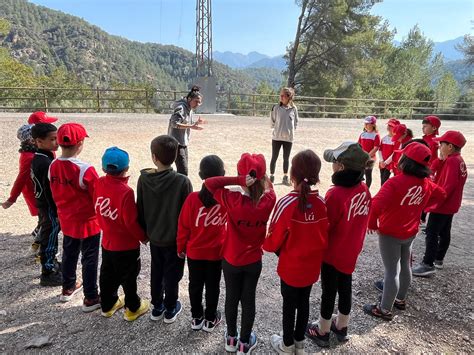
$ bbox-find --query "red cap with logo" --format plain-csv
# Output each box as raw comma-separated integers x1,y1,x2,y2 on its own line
28,111,58,124
423,115,441,135
395,142,431,166
387,118,400,127
435,130,466,149
237,153,266,180
57,123,89,146
391,124,407,142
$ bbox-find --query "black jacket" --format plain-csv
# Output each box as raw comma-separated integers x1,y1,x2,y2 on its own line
137,168,192,247
31,149,57,214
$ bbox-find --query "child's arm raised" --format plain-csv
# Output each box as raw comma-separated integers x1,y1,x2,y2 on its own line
204,176,247,194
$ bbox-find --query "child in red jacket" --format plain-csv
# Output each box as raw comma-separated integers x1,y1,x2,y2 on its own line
412,131,467,276
378,118,400,185
49,123,101,311
264,150,328,354
177,155,226,332
306,142,372,348
390,124,414,176
94,147,150,321
363,143,446,320
422,115,441,166
2,125,40,250
357,116,380,188
204,153,276,355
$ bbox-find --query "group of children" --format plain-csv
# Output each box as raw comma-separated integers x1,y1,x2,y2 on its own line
2,104,468,354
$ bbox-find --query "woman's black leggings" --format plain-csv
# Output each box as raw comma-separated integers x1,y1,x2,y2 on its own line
222,259,262,344
270,140,293,175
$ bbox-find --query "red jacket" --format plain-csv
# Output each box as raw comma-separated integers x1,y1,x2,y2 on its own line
358,131,380,156
368,174,446,239
205,176,276,267
177,192,226,261
378,135,396,170
263,191,328,287
93,175,147,251
426,153,467,214
323,183,371,275
423,134,439,165
392,138,409,176
49,157,100,238
8,151,38,216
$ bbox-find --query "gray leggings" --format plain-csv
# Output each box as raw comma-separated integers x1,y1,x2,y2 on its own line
379,234,415,311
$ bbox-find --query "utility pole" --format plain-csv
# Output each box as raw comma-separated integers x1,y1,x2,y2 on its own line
195,0,216,113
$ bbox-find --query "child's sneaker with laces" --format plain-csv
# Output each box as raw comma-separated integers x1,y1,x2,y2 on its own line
202,310,222,333
101,295,125,318
225,331,239,353
124,299,150,321
59,281,83,302
305,322,329,347
82,296,101,313
237,332,258,355
150,304,165,321
330,320,349,342
191,317,204,331
164,300,182,324
412,262,436,277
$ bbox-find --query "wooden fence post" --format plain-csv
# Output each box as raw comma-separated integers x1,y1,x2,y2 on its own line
227,91,231,112
96,88,101,113
252,95,256,116
322,98,326,118
42,87,48,112
145,90,149,113
384,101,388,119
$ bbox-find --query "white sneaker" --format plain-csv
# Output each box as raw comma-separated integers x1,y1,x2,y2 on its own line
270,334,295,354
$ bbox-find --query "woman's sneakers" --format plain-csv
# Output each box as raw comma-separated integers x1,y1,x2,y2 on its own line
237,332,258,355
363,304,393,321
101,295,125,318
202,311,222,333
124,299,150,322
305,323,330,348
270,334,295,354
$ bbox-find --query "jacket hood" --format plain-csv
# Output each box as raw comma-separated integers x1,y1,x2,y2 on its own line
139,168,178,193
172,98,190,110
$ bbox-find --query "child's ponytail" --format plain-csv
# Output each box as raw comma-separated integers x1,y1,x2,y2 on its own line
187,85,203,100
290,150,321,212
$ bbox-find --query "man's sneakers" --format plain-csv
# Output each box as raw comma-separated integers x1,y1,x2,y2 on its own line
164,300,182,324
434,260,444,269
412,262,436,277
82,296,101,313
150,304,166,321
363,303,393,321
124,299,150,322
101,296,125,318
225,331,239,353
59,282,83,302
203,311,222,333
305,322,330,347
40,270,62,287
270,334,295,354
237,332,258,355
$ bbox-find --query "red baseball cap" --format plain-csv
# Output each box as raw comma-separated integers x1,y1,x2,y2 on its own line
237,153,266,179
391,124,407,142
395,142,431,166
364,116,377,125
387,118,400,127
57,123,89,146
28,111,58,124
423,115,441,134
435,130,466,149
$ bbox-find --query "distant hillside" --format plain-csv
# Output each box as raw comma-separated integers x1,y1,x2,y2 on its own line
0,0,265,91
433,36,464,61
445,59,471,88
240,67,285,90
213,51,268,69
248,56,286,70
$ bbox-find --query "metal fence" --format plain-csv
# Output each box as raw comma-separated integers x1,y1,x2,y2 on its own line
0,86,472,119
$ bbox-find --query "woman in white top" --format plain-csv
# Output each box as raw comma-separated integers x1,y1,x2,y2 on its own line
270,87,298,186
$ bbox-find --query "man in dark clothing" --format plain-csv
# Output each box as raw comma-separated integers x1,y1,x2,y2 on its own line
31,123,62,286
137,135,192,323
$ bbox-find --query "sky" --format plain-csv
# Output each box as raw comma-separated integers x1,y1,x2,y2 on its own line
28,0,472,57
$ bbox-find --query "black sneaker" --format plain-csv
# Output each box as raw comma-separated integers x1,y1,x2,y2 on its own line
434,260,444,269
305,322,330,347
374,280,384,292
412,262,436,277
40,270,62,287
237,332,257,354
363,303,393,321
191,317,204,331
150,304,165,321
203,311,222,333
282,176,291,186
164,300,182,324
330,320,349,342
270,175,275,183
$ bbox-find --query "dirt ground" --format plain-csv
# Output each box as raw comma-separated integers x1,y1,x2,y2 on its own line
0,113,472,353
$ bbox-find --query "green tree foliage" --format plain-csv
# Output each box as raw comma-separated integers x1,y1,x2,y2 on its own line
435,72,460,108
